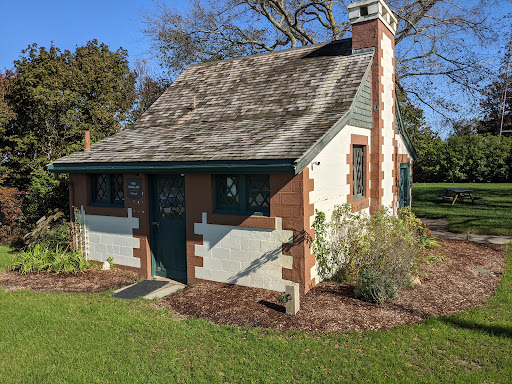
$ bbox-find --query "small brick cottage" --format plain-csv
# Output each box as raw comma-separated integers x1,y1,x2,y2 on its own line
48,0,416,295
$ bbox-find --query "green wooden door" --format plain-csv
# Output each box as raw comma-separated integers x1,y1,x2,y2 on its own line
150,175,187,283
399,163,410,208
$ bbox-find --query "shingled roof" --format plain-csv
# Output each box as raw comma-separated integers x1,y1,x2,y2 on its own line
49,39,374,174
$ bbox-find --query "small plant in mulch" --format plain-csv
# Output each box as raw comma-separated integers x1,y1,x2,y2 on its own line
9,244,88,275
399,207,440,249
312,204,422,304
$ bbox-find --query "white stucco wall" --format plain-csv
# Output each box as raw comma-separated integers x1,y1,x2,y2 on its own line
308,125,372,222
396,133,410,156
380,33,396,211
80,206,141,268
308,125,372,283
194,213,294,292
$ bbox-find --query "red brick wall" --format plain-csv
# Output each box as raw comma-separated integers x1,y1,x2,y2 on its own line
347,134,370,212
352,19,396,214
271,170,315,295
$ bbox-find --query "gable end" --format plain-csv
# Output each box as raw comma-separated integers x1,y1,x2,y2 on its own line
294,56,374,173
349,66,372,129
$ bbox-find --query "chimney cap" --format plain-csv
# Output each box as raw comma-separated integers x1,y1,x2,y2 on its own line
348,0,398,35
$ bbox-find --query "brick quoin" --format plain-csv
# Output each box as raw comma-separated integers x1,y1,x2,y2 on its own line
352,19,396,215
271,170,315,295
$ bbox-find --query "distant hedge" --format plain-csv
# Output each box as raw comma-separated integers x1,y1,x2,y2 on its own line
413,135,512,183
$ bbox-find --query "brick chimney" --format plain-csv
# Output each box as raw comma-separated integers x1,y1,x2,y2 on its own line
348,0,398,214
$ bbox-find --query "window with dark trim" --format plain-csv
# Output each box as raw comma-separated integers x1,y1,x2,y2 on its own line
90,174,124,207
215,174,270,215
353,145,365,201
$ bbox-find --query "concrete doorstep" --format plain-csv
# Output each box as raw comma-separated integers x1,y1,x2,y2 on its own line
113,278,185,300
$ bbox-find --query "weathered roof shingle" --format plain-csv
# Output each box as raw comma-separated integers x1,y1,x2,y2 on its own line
52,39,373,166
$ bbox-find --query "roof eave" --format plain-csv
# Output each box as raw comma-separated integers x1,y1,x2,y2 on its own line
395,95,418,161
47,159,297,175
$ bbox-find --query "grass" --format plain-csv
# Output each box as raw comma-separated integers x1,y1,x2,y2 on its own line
0,245,15,270
412,183,512,236
0,243,511,383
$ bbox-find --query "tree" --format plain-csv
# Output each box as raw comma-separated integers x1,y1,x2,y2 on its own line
449,118,481,137
142,0,503,116
397,91,445,182
130,60,170,124
0,41,136,224
0,70,16,185
479,74,512,135
1,40,136,192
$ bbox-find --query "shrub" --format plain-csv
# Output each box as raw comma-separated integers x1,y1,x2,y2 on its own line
0,187,25,246
312,204,419,303
9,245,87,275
354,267,399,304
398,207,439,249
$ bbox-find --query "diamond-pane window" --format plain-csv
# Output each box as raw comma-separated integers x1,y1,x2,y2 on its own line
91,174,124,207
158,175,185,220
353,145,365,201
247,175,270,213
94,174,108,202
216,175,240,210
112,175,124,202
215,174,270,215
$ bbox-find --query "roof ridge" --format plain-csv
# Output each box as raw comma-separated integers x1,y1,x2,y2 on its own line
185,38,354,70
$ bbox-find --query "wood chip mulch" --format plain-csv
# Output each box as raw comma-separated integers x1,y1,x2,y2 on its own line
159,239,505,333
0,268,139,293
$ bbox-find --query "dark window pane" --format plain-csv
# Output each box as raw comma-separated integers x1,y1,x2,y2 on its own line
112,174,124,203
247,175,270,212
216,175,240,210
353,146,365,200
158,175,185,220
94,174,108,201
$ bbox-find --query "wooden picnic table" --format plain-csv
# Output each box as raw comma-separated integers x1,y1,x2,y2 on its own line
438,188,482,205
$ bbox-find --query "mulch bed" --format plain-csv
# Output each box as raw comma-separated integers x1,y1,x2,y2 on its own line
159,239,506,333
0,268,139,293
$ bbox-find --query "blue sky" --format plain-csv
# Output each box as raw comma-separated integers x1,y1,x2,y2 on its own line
1,0,511,133
0,0,186,71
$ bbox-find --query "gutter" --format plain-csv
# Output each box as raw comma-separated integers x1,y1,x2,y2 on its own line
47,159,297,175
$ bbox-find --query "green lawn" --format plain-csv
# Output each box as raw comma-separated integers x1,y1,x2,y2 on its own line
412,183,512,236
0,243,512,383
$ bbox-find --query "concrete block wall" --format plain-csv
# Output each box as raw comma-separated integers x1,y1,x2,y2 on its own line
80,206,141,268
194,212,294,291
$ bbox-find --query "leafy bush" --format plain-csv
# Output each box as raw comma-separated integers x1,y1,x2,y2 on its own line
9,245,87,275
0,187,25,246
312,204,419,303
354,268,399,304
398,207,439,249
414,134,512,183
23,168,69,227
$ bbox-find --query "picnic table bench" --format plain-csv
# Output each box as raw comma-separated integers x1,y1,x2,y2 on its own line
438,188,482,205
